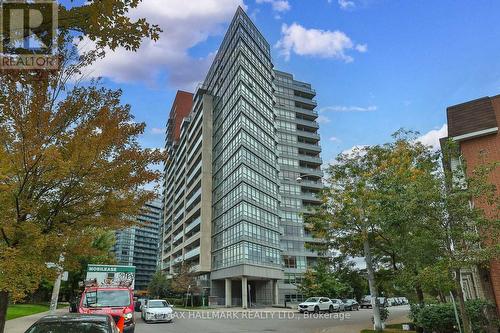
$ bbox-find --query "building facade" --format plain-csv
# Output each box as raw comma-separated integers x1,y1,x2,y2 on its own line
274,70,323,303
161,7,323,307
114,200,162,291
441,95,500,314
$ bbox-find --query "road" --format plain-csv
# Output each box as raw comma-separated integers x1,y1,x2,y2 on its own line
135,305,410,333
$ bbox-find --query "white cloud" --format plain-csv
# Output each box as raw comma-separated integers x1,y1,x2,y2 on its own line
316,115,331,124
321,105,377,112
341,144,369,157
355,43,368,53
329,136,341,142
338,0,355,9
256,0,290,12
78,0,245,89
417,124,448,151
275,23,366,62
151,127,165,135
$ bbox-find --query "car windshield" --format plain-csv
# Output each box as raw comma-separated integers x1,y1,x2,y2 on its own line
148,300,169,308
27,322,109,333
305,297,319,302
84,290,130,307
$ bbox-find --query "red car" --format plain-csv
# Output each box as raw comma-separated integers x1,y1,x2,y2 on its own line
79,286,135,333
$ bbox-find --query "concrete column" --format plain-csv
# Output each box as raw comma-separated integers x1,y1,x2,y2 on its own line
273,280,279,305
225,278,232,307
242,276,248,309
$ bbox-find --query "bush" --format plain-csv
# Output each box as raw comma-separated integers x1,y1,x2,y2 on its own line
410,299,495,333
372,307,390,323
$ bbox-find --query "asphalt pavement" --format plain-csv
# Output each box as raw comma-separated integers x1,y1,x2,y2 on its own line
135,305,411,333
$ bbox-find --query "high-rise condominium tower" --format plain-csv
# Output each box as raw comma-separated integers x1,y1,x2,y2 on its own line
162,7,323,307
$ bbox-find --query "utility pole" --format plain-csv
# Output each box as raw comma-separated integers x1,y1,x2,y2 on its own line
49,254,65,313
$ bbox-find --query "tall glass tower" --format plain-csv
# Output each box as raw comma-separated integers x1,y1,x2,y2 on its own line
206,7,282,307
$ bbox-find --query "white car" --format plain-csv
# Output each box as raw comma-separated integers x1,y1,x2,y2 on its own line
330,298,345,311
141,299,174,323
298,297,335,313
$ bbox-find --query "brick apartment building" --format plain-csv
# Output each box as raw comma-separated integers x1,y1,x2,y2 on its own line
442,95,500,313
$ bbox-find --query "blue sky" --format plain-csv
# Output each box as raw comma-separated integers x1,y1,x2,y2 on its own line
79,0,500,165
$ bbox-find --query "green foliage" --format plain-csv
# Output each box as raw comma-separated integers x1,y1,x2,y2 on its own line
372,307,390,322
148,272,171,299
298,259,351,299
410,300,495,333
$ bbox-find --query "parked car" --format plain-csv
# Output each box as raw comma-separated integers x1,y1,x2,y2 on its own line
342,299,360,311
141,299,174,323
330,299,345,311
134,298,148,312
25,314,119,333
79,286,135,333
387,297,396,306
360,295,387,309
298,297,335,313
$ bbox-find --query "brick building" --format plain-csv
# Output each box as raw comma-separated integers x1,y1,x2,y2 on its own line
442,95,500,313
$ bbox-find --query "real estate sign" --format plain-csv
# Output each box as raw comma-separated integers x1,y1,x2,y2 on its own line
86,264,136,290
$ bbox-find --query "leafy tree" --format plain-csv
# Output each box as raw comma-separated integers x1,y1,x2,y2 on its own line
1,0,160,55
148,271,171,299
61,229,118,301
306,145,386,330
298,259,351,299
170,263,199,301
0,38,163,332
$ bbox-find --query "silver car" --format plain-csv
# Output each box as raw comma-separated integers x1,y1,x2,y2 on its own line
141,300,174,323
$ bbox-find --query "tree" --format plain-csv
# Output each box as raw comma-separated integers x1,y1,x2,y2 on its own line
306,146,385,331
148,272,171,299
0,39,163,332
1,0,160,56
170,263,199,306
298,259,351,299
61,229,118,301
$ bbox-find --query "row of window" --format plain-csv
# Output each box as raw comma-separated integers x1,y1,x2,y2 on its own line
213,201,280,234
212,240,281,269
278,157,299,167
283,273,304,285
279,132,298,144
283,255,307,269
281,197,302,209
280,211,303,224
214,130,276,179
282,224,304,238
212,221,280,250
280,183,301,195
277,120,296,132
214,147,278,189
213,182,278,218
281,240,307,252
213,164,278,204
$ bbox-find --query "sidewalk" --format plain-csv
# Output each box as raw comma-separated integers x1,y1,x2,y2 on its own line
5,308,67,333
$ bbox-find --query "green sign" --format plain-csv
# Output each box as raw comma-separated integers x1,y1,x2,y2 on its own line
87,265,135,273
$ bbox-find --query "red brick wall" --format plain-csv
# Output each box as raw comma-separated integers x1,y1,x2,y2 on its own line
170,91,193,142
459,95,500,313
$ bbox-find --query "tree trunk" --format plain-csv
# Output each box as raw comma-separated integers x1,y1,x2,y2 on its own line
454,268,473,333
0,291,8,333
415,284,425,333
363,238,383,331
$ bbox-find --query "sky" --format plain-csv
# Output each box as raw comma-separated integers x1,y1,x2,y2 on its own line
74,0,500,166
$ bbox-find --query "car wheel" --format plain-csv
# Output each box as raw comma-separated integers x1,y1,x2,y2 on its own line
314,306,319,313
329,305,333,313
